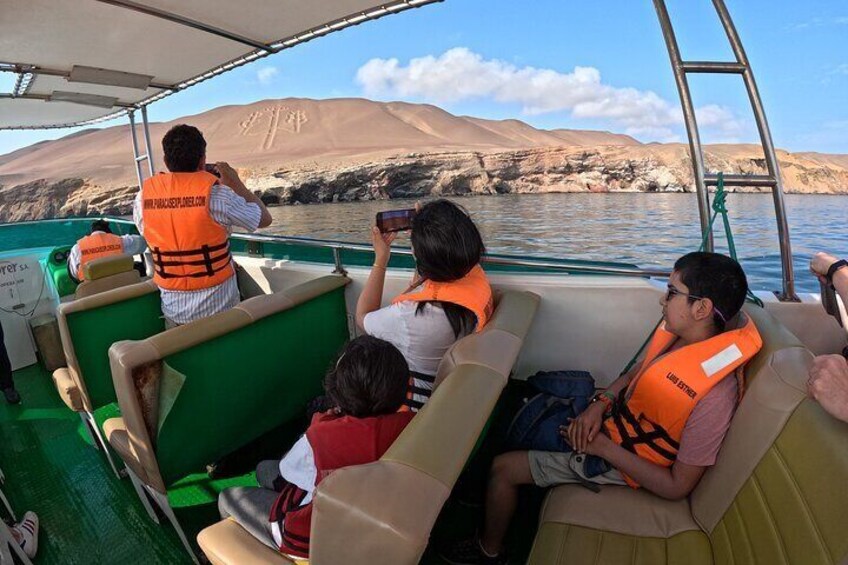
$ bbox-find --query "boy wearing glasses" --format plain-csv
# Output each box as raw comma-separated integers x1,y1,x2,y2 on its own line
442,252,762,565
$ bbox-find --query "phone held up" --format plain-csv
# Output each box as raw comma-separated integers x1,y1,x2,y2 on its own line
204,163,221,178
376,209,416,233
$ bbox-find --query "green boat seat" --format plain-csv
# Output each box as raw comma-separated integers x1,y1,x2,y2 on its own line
74,254,141,299
105,275,351,563
51,279,165,476
527,305,848,565
196,289,541,565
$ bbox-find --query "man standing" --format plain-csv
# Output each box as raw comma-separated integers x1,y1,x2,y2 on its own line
68,219,147,282
133,124,271,326
1,320,19,404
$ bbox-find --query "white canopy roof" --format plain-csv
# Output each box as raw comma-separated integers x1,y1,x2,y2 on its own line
0,0,439,130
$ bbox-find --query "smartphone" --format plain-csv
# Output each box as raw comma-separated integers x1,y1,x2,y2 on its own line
204,164,220,178
376,209,416,233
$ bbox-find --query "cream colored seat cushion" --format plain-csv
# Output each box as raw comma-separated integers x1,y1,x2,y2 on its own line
52,367,83,412
197,519,295,565
103,417,153,486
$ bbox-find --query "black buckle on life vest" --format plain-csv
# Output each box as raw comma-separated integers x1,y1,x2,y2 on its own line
612,397,680,462
152,241,231,279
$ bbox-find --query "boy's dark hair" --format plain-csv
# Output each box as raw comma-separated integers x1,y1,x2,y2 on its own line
324,336,409,418
411,199,486,338
162,124,206,172
90,219,112,234
674,251,748,332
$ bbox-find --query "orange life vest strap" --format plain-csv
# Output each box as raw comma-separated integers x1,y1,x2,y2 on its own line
391,264,494,332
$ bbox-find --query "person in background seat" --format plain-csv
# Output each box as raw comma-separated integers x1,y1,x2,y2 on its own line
356,199,494,411
217,336,414,560
133,124,271,327
1,320,18,404
68,219,147,283
442,252,762,564
808,251,848,423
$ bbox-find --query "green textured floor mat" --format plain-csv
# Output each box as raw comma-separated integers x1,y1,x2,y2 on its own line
0,365,194,564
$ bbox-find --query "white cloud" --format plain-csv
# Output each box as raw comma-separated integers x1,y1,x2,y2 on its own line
256,66,279,85
356,47,746,143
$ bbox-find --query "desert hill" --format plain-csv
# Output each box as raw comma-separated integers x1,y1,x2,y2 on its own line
0,97,845,222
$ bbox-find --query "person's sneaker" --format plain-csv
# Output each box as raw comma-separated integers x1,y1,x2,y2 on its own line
439,537,507,565
2,387,20,405
11,511,39,558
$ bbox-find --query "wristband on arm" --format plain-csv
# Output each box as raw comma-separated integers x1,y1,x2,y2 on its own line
826,259,848,288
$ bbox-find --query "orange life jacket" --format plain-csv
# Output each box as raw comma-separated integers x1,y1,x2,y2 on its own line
604,314,762,488
76,232,124,280
392,264,494,412
391,264,494,332
141,171,234,291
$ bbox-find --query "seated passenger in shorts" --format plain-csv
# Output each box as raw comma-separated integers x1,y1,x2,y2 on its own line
356,200,494,411
217,336,414,559
441,252,763,564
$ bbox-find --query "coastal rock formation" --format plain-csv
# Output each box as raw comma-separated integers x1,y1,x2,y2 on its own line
1,98,846,222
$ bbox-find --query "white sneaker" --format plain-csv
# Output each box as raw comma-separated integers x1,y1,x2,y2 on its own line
11,511,38,558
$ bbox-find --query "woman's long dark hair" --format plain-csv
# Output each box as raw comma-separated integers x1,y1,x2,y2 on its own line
410,200,485,338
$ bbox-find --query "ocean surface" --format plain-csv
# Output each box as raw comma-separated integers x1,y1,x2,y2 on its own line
261,192,847,294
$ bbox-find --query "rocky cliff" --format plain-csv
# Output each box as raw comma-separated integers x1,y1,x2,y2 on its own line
0,98,845,222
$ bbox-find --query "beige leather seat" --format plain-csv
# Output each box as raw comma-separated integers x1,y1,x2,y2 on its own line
52,279,162,478
74,254,141,299
196,289,541,565
527,305,848,564
106,275,351,564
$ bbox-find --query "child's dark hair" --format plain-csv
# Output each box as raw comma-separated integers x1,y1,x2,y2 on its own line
90,219,112,234
673,251,748,332
411,199,486,338
162,124,206,172
324,336,409,418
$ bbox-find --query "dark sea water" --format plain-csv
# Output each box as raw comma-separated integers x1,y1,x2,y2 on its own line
262,193,847,294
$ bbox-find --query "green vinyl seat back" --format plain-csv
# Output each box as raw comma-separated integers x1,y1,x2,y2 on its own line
109,275,351,490
57,280,164,412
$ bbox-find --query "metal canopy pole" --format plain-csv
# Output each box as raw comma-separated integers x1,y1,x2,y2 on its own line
140,105,155,177
652,0,798,300
712,0,797,301
652,0,713,252
128,107,155,190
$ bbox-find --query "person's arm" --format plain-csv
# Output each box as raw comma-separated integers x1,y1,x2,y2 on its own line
121,234,147,256
216,162,272,228
582,433,706,500
811,251,848,307
808,354,848,423
355,227,397,331
566,361,642,452
67,244,81,283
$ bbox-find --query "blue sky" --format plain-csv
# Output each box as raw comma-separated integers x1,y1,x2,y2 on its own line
1,0,846,156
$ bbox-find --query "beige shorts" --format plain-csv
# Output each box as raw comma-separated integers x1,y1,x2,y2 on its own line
528,450,627,488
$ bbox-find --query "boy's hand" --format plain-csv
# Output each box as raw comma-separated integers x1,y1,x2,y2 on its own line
562,401,606,453
371,226,397,268
582,432,613,457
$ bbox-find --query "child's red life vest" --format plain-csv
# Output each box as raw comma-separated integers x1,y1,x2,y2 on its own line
269,410,414,557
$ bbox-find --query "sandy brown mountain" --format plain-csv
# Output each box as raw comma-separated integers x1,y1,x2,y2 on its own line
0,97,845,222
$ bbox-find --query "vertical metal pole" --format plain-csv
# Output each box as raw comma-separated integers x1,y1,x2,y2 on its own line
332,247,347,276
652,0,713,251
141,105,155,176
127,110,145,191
712,0,797,301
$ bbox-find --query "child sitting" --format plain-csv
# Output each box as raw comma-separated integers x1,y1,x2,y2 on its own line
442,252,763,564
217,336,414,559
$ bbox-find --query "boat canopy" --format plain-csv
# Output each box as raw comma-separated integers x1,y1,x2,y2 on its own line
0,0,439,130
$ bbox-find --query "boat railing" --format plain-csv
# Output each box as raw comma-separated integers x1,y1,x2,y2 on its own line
228,231,672,278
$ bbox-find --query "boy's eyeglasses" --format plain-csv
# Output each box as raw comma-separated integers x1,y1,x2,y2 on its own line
666,285,705,302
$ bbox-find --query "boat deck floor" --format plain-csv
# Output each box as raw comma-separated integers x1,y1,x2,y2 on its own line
1,364,539,564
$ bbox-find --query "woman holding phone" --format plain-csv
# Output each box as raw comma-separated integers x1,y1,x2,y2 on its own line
355,199,494,411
